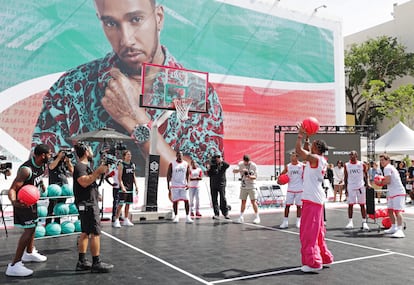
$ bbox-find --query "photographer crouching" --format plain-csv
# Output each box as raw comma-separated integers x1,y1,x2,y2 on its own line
46,148,74,224
73,142,113,273
206,154,230,219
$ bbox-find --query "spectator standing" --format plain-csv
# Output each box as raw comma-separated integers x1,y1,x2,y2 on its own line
333,161,345,202
189,160,203,218
233,155,260,224
206,154,230,220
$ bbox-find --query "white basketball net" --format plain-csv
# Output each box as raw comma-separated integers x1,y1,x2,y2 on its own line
173,98,193,121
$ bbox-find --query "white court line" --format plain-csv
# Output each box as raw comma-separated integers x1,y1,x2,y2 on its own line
209,252,394,284
102,219,414,285
101,231,213,285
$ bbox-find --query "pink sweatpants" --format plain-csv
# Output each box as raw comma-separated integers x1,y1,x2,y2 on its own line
300,200,334,268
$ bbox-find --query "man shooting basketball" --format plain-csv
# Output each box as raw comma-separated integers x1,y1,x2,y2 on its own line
31,0,224,176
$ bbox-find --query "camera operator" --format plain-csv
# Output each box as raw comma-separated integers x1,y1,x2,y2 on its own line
46,149,74,224
206,154,230,219
73,142,113,273
233,154,260,224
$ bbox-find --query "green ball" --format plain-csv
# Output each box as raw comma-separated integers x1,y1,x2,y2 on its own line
47,184,62,197
74,220,82,232
60,221,75,234
45,222,61,236
61,184,73,196
68,203,79,214
53,203,69,216
37,205,48,217
35,225,46,238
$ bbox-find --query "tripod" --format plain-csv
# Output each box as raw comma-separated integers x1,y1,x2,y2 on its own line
0,195,8,237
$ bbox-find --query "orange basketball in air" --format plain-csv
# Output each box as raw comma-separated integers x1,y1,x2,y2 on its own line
302,117,320,136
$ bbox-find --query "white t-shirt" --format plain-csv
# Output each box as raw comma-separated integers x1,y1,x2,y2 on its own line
383,164,406,197
237,160,257,190
333,166,344,185
287,162,304,191
170,160,188,188
302,155,327,204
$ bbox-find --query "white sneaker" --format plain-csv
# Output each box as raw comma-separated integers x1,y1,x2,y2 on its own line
279,220,288,229
22,250,47,263
5,261,33,277
172,216,179,223
253,216,261,224
390,229,405,238
186,216,194,224
234,216,244,224
112,219,121,228
301,265,322,272
384,226,397,234
122,218,134,227
345,220,354,229
362,222,370,231
296,219,301,229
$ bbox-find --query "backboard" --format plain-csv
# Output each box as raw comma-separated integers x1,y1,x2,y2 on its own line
140,63,208,113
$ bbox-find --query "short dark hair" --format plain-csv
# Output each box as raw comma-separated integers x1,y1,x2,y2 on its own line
314,140,328,154
243,154,250,162
74,142,89,158
34,144,50,156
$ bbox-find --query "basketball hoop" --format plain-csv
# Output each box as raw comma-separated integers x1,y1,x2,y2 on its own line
173,98,193,121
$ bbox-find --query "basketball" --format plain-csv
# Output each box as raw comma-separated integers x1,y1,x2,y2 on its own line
382,217,392,229
37,205,48,217
53,203,69,216
47,184,62,197
374,175,385,186
35,225,46,238
45,222,61,236
17,185,40,206
278,174,290,185
74,220,82,232
302,117,320,136
68,203,79,215
61,184,73,197
61,221,75,234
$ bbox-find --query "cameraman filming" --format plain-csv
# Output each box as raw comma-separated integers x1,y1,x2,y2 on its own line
46,149,74,224
206,154,230,219
73,142,113,273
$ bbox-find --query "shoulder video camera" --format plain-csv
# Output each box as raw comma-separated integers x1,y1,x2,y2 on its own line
60,147,74,159
0,155,12,179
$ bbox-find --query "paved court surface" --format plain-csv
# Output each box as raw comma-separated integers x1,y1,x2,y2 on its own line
1,203,413,285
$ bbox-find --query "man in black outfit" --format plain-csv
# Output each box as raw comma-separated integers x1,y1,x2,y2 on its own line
46,150,74,224
73,142,113,273
207,154,230,219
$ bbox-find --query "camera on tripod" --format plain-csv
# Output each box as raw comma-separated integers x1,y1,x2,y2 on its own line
60,147,74,159
0,155,12,179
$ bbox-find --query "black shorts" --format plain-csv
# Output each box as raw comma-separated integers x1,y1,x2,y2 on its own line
77,203,101,235
14,205,37,229
118,191,133,205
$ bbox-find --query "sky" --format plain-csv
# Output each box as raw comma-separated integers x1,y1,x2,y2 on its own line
259,0,411,36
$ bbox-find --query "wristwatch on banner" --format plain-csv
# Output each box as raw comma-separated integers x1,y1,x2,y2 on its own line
131,121,152,143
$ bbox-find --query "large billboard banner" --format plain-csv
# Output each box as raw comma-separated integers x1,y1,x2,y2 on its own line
0,0,343,177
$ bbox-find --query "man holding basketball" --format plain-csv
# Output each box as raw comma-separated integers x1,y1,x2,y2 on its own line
5,144,52,277
31,0,224,176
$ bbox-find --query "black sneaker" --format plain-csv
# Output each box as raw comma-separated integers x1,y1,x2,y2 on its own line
76,259,92,271
91,262,114,273
224,215,230,219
